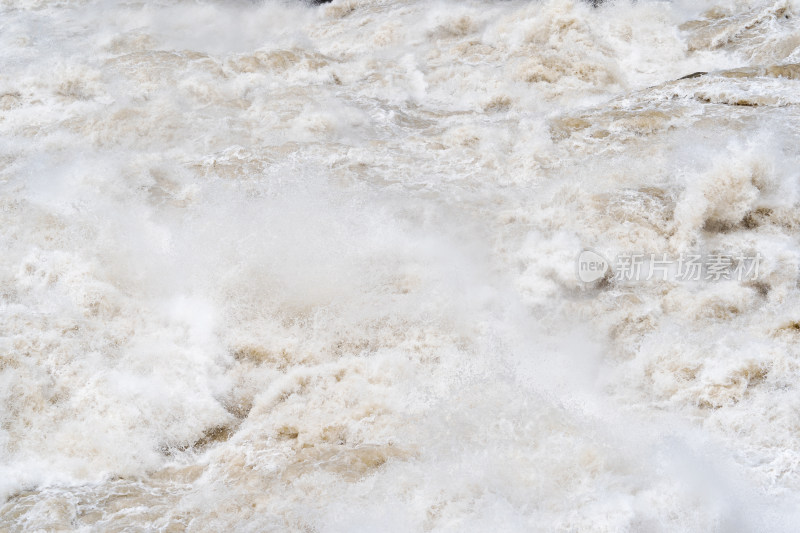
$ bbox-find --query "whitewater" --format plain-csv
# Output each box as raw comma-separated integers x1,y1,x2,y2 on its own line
1,0,800,530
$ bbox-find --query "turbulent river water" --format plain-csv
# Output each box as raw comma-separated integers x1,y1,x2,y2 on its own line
1,0,800,530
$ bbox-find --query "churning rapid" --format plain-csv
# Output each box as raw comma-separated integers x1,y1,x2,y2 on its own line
1,0,800,530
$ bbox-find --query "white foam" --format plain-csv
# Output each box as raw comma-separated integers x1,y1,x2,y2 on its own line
2,0,800,530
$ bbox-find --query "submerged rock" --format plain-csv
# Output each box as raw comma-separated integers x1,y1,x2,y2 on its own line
679,71,708,80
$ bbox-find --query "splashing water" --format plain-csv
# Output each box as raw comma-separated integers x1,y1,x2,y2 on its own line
1,0,800,530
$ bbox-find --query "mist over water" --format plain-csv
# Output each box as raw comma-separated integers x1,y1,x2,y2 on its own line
1,0,800,530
